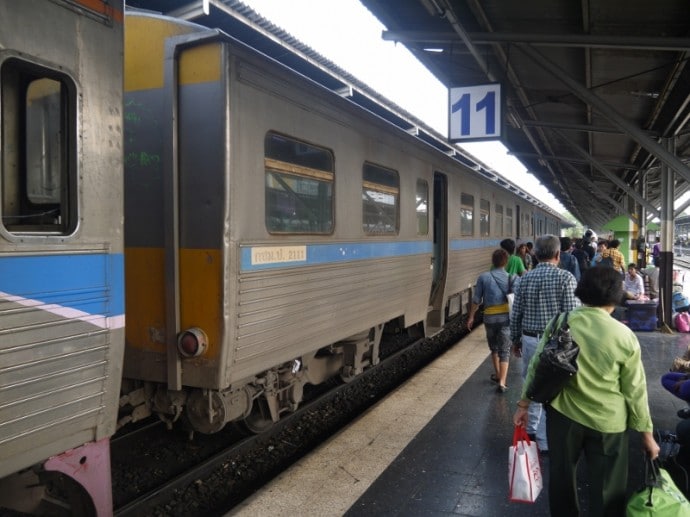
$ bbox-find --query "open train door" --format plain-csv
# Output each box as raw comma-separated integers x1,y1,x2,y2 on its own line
428,171,448,331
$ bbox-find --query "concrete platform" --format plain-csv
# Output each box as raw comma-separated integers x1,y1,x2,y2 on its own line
229,326,690,516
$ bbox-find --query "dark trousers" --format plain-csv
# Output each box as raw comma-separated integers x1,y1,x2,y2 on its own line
546,406,629,517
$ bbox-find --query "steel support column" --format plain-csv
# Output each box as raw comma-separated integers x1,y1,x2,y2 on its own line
660,138,675,329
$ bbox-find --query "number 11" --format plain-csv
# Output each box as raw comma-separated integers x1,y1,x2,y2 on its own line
451,91,496,136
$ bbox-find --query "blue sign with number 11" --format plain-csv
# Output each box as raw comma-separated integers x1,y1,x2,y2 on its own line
449,83,502,142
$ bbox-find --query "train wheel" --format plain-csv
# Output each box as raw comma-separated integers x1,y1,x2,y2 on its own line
241,399,274,434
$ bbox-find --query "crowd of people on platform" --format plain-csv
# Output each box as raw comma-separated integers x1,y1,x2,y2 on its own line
467,231,667,515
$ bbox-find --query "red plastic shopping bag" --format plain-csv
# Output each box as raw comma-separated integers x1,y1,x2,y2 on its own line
509,425,543,503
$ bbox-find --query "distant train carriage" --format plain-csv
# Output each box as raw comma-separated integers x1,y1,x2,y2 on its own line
119,11,563,435
0,1,124,514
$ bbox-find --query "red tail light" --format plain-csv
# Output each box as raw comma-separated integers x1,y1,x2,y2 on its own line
177,327,208,358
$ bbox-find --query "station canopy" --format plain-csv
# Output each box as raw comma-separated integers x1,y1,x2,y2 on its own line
360,0,690,228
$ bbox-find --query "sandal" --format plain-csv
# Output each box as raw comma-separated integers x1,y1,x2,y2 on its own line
490,374,499,383
497,385,508,393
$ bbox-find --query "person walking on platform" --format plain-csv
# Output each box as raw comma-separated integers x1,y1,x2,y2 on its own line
600,238,626,275
558,236,581,281
652,236,661,267
516,242,532,271
526,241,538,268
467,249,516,393
513,267,659,516
591,240,607,267
500,238,526,276
510,234,579,454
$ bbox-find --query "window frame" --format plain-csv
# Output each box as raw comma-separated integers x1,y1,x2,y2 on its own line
505,206,514,236
362,162,400,235
264,131,335,235
1,56,78,236
479,198,490,237
415,178,428,236
495,203,503,237
460,193,474,236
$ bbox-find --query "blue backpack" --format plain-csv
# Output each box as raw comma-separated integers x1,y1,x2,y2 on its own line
673,291,690,311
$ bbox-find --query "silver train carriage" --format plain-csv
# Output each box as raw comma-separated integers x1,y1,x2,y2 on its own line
120,10,561,436
0,0,124,515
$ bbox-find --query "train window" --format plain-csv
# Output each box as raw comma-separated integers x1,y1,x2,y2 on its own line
460,193,474,236
506,207,514,236
495,204,503,237
480,198,490,237
1,59,76,234
264,132,334,234
521,211,530,237
362,163,399,235
416,179,428,235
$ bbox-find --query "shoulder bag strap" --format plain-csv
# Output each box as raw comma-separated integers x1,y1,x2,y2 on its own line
490,272,508,298
546,311,568,340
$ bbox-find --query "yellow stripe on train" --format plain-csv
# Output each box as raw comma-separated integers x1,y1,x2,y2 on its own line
125,16,221,91
125,247,221,359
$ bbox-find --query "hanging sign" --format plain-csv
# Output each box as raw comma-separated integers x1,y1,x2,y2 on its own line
449,83,502,142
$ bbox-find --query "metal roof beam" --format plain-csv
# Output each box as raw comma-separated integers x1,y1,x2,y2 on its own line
382,30,690,51
559,161,628,215
550,129,659,217
517,44,690,187
522,119,659,138
510,152,639,171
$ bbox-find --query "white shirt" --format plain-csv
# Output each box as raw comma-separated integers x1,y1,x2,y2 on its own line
624,272,645,298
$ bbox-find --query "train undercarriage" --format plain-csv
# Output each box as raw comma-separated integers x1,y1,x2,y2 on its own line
119,325,384,435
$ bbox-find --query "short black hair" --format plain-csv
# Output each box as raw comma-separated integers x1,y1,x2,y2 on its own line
575,266,623,306
500,238,516,254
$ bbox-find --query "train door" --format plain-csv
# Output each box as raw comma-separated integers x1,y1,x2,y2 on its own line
516,204,521,240
429,172,448,327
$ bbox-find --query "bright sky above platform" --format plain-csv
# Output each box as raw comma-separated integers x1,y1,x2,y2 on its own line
241,0,567,214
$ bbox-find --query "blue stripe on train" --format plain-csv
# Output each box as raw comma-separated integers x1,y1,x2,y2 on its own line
240,241,433,272
449,239,502,251
0,253,124,316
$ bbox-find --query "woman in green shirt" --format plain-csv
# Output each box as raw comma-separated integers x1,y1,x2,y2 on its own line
513,266,659,516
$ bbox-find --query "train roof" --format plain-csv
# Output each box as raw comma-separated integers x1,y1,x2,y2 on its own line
125,0,569,224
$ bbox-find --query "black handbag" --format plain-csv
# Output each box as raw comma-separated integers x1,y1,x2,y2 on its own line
526,312,579,404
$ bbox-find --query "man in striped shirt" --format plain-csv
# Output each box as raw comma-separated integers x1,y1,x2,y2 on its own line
510,234,580,454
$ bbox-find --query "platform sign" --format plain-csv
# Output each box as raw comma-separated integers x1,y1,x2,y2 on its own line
449,83,502,142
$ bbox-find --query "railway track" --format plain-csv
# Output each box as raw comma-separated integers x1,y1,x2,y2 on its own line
675,256,690,270
112,318,470,516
